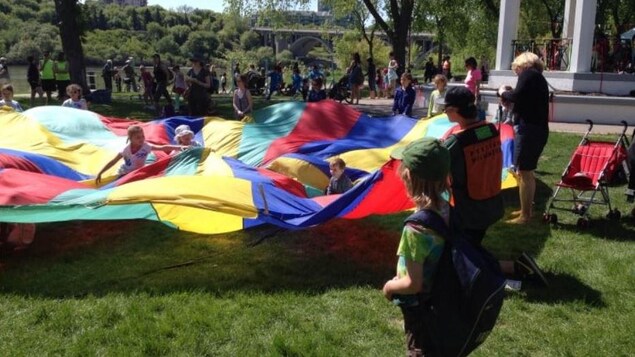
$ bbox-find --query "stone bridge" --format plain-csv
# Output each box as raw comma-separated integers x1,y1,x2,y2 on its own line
252,26,434,63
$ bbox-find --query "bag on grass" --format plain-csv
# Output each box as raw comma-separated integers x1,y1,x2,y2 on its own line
405,209,505,357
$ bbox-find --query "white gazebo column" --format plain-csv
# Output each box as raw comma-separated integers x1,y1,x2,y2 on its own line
569,0,597,73
561,0,576,39
494,0,521,70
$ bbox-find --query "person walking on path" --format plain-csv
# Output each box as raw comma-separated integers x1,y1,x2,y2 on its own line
40,51,56,104
185,56,211,116
424,57,436,83
442,56,452,81
387,51,399,98
349,52,364,105
499,52,550,225
102,59,114,91
53,52,70,100
0,57,10,86
152,53,172,116
464,57,482,97
26,55,44,107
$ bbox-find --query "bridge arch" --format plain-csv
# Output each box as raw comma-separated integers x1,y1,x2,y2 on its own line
289,36,332,58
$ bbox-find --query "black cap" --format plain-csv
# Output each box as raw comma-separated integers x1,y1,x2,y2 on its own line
436,86,475,110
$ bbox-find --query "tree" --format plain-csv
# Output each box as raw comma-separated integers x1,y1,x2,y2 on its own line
156,35,180,55
181,31,220,60
325,0,379,62
54,0,88,92
169,25,192,45
146,22,166,41
130,8,143,31
240,30,261,51
362,0,414,76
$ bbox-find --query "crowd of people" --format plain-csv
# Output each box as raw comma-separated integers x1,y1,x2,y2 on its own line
0,52,72,108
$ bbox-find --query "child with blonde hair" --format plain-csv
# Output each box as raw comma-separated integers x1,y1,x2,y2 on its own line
427,74,447,118
61,84,88,110
95,125,184,184
0,84,24,112
383,137,451,355
326,157,353,195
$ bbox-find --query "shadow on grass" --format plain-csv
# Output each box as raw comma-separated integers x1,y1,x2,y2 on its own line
0,218,399,299
521,272,606,308
550,218,635,242
487,179,553,260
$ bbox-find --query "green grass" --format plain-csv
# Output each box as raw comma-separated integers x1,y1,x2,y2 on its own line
2,98,635,355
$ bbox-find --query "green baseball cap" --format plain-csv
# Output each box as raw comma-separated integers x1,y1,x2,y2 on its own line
391,137,450,180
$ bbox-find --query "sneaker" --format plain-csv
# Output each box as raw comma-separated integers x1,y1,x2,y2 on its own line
516,252,549,286
504,279,522,292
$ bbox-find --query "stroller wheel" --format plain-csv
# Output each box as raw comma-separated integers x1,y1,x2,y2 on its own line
607,209,621,220
542,212,550,223
576,217,590,229
549,214,558,225
542,213,557,224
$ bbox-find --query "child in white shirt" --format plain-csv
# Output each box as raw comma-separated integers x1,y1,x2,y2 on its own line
95,125,184,184
0,84,23,112
61,84,88,110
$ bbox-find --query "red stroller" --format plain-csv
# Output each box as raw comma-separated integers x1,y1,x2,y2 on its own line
544,120,630,227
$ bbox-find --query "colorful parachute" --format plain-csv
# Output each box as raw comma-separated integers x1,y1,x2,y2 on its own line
0,102,516,234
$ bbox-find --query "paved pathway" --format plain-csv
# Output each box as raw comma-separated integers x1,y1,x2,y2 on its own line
349,98,632,135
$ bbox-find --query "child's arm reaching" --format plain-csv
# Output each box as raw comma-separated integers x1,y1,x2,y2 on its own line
150,144,187,153
95,153,123,184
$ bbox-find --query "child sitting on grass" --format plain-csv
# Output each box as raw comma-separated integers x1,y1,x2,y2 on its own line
326,157,353,195
383,137,451,356
0,84,23,112
95,125,184,184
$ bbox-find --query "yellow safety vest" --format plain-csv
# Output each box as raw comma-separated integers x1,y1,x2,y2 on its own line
40,59,55,80
55,60,70,81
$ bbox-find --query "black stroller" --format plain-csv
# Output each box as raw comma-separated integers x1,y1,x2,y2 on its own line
246,71,265,95
328,75,352,104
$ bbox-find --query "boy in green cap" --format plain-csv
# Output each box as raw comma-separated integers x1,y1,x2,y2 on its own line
383,136,450,356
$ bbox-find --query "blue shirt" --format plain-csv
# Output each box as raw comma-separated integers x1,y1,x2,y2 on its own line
307,89,326,102
268,71,282,89
292,73,302,90
392,85,416,117
309,69,323,81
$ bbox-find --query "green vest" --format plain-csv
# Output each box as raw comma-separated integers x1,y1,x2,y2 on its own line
40,59,55,80
55,60,70,81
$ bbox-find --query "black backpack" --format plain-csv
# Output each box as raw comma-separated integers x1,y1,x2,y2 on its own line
405,209,505,357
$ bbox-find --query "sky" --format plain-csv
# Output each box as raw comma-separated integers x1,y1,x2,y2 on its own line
147,0,317,13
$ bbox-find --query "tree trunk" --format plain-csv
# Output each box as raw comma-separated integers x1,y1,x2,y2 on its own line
54,0,89,94
363,0,414,77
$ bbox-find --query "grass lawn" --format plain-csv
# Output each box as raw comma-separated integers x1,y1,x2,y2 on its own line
2,95,635,355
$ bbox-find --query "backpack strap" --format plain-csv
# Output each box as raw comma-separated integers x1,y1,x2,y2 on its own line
404,209,452,243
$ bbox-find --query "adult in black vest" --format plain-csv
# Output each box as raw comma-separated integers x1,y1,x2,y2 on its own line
440,86,548,285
